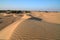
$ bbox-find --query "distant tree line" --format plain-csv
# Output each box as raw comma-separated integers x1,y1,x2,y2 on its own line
10,11,23,14
0,10,31,14
25,11,31,13
0,10,6,13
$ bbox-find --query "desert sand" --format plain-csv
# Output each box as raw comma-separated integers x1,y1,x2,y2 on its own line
0,11,60,40
31,11,60,24
10,12,60,40
0,14,31,40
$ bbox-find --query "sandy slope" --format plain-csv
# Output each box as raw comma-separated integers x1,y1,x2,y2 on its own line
0,14,31,40
0,16,15,30
31,12,60,24
10,17,60,40
0,12,60,40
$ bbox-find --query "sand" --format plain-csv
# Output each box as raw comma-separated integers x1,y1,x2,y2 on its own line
0,14,31,40
31,11,60,24
0,12,60,40
10,17,60,40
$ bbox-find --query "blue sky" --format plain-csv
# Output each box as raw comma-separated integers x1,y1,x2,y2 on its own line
0,0,60,11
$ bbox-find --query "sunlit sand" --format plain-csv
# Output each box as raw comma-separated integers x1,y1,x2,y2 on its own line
0,14,31,40
0,11,60,40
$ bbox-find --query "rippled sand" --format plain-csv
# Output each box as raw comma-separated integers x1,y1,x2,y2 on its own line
31,12,60,24
10,19,60,40
0,12,60,40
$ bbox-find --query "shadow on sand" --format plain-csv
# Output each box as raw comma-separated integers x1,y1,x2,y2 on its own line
28,16,42,21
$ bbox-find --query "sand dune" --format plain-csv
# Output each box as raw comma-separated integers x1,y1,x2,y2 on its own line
0,12,60,40
31,12,60,24
10,18,60,40
0,14,31,40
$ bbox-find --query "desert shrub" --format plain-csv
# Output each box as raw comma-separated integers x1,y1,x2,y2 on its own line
10,11,16,13
0,10,6,13
45,11,48,13
16,11,23,14
25,11,31,13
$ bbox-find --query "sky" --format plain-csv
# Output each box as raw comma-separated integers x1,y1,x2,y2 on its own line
0,0,60,11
